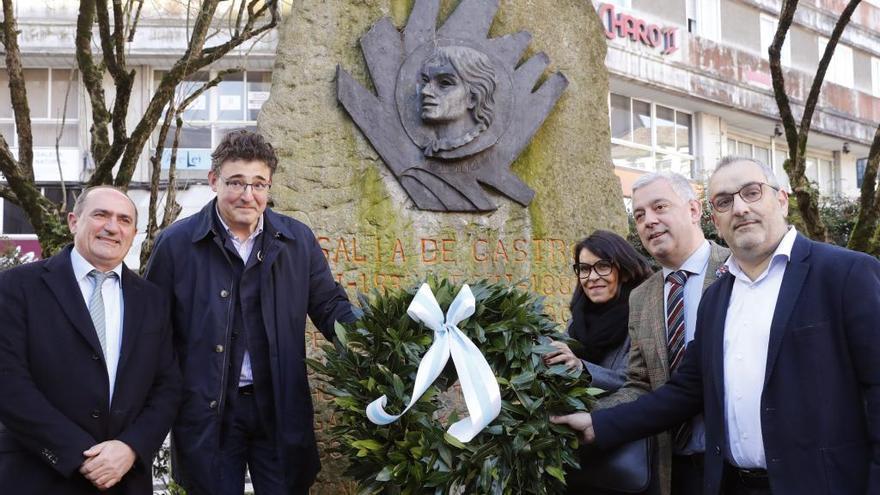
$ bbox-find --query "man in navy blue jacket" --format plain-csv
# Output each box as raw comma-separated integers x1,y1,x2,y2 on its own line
552,157,880,494
0,186,180,494
145,130,357,495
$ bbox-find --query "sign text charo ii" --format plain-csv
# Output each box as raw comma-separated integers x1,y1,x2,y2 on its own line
598,3,679,55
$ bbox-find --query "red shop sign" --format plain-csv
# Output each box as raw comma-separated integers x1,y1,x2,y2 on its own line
598,3,679,55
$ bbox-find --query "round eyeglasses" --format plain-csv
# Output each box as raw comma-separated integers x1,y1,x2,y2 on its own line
709,182,778,213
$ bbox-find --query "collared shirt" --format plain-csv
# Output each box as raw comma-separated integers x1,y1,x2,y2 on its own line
215,206,264,387
71,247,124,403
662,239,711,455
722,226,798,468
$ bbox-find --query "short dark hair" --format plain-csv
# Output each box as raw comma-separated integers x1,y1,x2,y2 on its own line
572,230,653,286
210,129,278,175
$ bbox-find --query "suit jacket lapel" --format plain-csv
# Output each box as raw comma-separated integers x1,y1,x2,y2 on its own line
644,273,670,377
117,267,144,373
703,241,730,290
710,274,735,406
41,247,104,356
763,235,811,387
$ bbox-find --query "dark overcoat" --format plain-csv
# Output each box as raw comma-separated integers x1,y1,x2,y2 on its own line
0,246,181,494
145,201,355,492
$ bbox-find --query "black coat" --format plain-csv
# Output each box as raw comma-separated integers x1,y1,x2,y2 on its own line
0,246,182,494
592,235,880,494
144,201,356,492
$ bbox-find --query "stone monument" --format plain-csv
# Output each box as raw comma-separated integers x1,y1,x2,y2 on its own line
259,0,627,492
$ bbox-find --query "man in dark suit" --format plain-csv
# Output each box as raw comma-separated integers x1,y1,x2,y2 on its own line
145,130,357,495
552,157,880,494
0,186,181,494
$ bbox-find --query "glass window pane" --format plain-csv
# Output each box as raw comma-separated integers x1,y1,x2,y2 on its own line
51,69,78,119
656,106,675,149
611,143,652,170
632,100,651,146
0,124,13,144
30,123,78,147
0,70,11,118
2,200,35,234
24,69,49,119
610,94,631,140
159,125,212,149
176,72,210,121
727,138,737,155
656,153,694,178
805,157,818,182
247,72,271,121
819,159,832,193
737,142,753,157
755,146,770,166
676,112,691,154
218,72,244,121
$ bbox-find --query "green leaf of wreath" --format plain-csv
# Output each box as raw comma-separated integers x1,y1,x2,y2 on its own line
310,278,596,494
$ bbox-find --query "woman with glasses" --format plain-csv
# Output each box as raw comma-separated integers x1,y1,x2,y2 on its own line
544,230,653,390
544,230,654,494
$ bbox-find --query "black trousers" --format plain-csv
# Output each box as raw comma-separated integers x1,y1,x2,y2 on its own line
721,462,771,495
671,453,704,495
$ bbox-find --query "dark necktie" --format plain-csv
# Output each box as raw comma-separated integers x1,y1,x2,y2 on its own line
666,269,691,450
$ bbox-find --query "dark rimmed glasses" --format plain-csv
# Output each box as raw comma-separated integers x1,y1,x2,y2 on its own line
709,182,779,213
572,260,614,279
220,175,272,194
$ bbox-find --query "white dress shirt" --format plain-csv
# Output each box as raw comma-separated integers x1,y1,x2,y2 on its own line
71,247,124,403
662,239,711,454
215,206,264,387
722,227,797,468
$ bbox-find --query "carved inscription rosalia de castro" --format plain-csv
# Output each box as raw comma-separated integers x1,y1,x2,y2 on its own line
337,0,568,212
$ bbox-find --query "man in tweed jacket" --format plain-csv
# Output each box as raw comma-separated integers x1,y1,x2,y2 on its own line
597,172,729,495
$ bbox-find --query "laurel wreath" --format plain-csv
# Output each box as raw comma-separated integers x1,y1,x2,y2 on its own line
307,278,595,494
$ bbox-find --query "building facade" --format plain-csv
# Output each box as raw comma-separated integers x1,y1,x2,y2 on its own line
595,0,880,200
3,1,879,262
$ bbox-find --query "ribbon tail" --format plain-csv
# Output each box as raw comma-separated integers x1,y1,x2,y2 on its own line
365,331,451,426
446,327,502,443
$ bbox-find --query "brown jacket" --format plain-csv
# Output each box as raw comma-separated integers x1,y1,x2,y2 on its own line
596,241,729,495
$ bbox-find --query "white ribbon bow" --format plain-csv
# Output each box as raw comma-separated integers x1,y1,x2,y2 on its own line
365,283,502,443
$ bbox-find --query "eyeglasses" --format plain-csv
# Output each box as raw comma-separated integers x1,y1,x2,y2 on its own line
220,176,272,194
709,182,778,212
572,260,614,279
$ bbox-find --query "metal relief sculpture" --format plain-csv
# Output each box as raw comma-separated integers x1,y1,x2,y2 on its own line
338,0,568,212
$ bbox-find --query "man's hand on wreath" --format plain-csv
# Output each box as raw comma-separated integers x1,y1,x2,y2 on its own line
550,412,596,443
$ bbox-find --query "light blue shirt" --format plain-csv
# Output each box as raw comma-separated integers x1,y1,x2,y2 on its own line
661,240,711,455
71,247,124,403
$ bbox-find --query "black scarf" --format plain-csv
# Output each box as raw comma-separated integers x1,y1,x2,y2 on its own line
567,284,633,364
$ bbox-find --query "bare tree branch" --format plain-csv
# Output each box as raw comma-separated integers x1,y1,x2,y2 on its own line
2,0,34,179
76,0,113,183
113,0,278,188
54,68,76,212
848,123,880,252
769,0,860,242
127,0,145,42
798,0,861,139
0,183,18,204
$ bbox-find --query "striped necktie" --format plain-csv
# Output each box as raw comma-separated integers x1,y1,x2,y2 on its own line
88,269,117,356
666,269,691,450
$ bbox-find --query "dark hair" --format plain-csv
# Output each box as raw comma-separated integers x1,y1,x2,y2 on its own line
572,230,653,289
210,129,278,175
